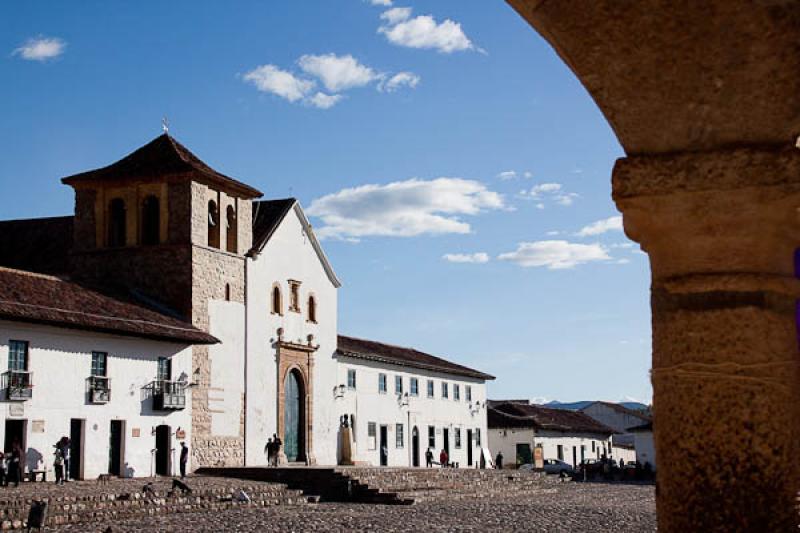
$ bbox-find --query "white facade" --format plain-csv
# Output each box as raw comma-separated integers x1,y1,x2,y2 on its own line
0,320,192,479
489,427,612,468
612,444,637,464
245,204,340,466
335,356,489,468
631,429,656,470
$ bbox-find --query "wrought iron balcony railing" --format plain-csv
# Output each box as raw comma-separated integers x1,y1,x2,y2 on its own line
88,375,111,403
2,370,32,401
143,379,186,410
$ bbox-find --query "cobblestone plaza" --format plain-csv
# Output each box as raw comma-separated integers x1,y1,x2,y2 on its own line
49,480,655,532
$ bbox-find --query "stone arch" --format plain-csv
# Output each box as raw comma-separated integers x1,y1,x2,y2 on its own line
226,204,237,254
276,343,316,465
507,1,800,529
107,198,127,248
140,194,160,246
207,199,220,248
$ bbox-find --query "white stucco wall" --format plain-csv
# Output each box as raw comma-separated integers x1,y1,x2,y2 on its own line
489,427,612,468
632,430,656,469
0,320,192,479
580,403,649,434
612,445,637,464
208,299,245,437
245,205,339,466
335,356,489,468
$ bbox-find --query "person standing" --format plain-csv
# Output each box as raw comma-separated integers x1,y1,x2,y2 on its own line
425,448,433,468
59,437,71,482
264,438,274,467
272,433,282,466
495,451,504,470
8,441,21,487
53,447,64,485
179,442,189,479
0,451,6,487
439,448,448,468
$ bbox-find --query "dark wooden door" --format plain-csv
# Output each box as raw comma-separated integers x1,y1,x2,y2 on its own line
69,419,83,480
284,371,301,462
466,430,473,466
155,425,171,476
109,420,124,476
412,427,420,467
379,425,388,466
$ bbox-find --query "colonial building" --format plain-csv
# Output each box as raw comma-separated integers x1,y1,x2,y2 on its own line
335,336,493,468
578,401,651,450
0,267,215,479
488,401,614,468
628,422,656,470
0,133,492,476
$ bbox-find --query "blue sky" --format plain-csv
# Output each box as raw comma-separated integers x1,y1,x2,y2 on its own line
0,1,652,404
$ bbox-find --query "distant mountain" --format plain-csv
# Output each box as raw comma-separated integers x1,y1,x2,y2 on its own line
544,400,650,412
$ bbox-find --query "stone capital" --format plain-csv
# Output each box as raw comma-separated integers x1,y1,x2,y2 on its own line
613,145,800,282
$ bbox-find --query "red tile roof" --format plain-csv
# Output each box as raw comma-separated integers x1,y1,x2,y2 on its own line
488,401,615,435
62,134,263,199
0,267,217,344
337,335,494,381
249,198,296,255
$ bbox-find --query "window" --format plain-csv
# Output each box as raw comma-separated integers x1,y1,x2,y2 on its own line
157,357,171,381
427,380,434,398
226,205,237,253
441,382,449,399
455,428,461,448
208,200,220,248
592,441,596,452
307,295,317,323
8,340,28,371
395,375,403,395
475,428,481,447
108,198,127,247
368,422,377,450
428,426,435,449
466,386,472,402
410,378,419,396
271,285,282,315
454,384,460,401
91,351,107,377
225,283,231,301
557,445,564,461
378,373,387,393
141,195,160,245
347,369,356,389
288,280,301,312
396,423,404,448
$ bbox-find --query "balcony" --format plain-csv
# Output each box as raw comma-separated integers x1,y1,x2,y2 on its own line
2,370,32,401
144,380,186,410
88,376,111,403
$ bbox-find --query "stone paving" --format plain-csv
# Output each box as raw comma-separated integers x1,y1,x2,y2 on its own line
50,481,656,532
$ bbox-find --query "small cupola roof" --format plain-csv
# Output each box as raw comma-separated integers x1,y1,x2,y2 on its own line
62,133,263,198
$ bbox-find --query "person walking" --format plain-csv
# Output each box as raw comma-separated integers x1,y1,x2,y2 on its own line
58,437,71,482
439,449,448,468
425,448,434,468
264,438,274,467
179,442,189,479
53,446,65,485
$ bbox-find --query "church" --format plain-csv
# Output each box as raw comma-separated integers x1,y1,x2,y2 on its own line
0,133,493,478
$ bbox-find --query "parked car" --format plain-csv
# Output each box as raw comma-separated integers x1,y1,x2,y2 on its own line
577,458,604,477
543,458,574,475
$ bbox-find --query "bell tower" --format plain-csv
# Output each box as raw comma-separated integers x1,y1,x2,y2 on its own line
63,133,263,468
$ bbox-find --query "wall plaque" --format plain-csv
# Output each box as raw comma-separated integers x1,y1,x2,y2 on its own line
132,428,141,438
8,404,23,417
31,420,45,433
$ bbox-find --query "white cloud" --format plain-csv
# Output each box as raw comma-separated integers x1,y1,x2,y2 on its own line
442,252,489,264
380,7,412,24
369,0,393,5
13,37,65,61
529,183,562,196
546,230,560,236
307,92,343,109
498,240,611,270
378,71,420,92
298,53,379,92
307,177,505,240
577,216,623,237
242,64,314,102
523,171,533,179
496,170,517,180
379,9,475,54
610,242,634,249
519,182,579,207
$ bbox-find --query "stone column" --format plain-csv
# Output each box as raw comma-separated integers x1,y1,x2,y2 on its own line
614,146,800,531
